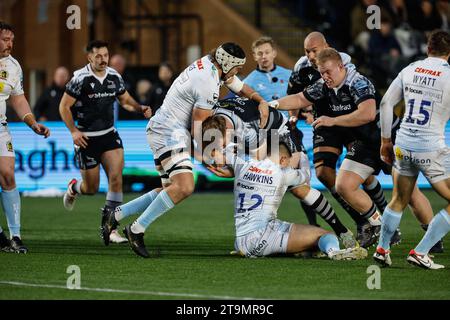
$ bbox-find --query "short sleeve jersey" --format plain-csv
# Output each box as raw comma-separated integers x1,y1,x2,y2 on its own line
65,64,126,132
0,55,24,127
213,97,287,149
391,57,450,152
288,52,355,118
303,66,381,144
155,55,221,130
229,155,306,236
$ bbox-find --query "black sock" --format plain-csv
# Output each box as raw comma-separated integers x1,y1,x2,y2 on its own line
300,201,318,226
364,180,387,213
330,187,366,226
308,193,348,235
361,203,378,222
105,200,121,209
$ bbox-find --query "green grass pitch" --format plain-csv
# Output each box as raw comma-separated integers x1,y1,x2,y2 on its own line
0,190,448,300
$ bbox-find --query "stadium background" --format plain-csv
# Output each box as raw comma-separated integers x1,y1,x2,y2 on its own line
1,0,449,192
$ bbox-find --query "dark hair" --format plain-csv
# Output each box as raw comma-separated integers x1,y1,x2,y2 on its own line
86,40,109,53
0,21,13,33
221,42,246,59
428,30,450,57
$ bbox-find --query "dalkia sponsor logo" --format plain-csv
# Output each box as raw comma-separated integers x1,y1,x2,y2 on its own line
248,166,272,174
88,92,116,99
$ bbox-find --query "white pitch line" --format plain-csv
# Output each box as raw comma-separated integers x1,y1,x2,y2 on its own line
0,281,261,300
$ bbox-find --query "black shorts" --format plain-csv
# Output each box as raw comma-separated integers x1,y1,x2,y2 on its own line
75,129,123,170
345,140,391,175
313,126,354,168
313,126,354,151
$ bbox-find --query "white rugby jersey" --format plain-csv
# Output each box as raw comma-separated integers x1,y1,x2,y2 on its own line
151,55,221,129
230,155,306,236
387,57,450,151
0,55,24,127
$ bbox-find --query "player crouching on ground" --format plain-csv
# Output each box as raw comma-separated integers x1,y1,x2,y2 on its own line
207,137,368,260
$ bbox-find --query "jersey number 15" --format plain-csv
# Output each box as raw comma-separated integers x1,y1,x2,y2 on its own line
405,98,432,126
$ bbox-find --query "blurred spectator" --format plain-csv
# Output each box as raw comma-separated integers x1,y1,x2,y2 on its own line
368,14,405,84
437,0,450,31
110,54,140,120
383,0,409,28
146,62,174,115
135,79,152,105
33,66,69,121
408,0,442,33
351,0,379,41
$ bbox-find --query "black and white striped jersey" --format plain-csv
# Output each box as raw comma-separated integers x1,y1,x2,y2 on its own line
66,64,126,132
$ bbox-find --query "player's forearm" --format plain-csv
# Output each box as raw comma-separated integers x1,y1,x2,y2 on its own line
59,102,77,133
380,101,394,139
271,93,312,111
120,93,144,113
380,81,403,139
239,83,266,103
9,94,35,124
333,109,374,127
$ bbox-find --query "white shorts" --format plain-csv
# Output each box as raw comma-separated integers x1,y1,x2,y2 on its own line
235,219,293,258
393,145,450,184
0,131,15,157
146,116,193,182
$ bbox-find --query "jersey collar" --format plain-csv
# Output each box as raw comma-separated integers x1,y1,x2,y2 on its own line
256,64,277,73
86,63,109,84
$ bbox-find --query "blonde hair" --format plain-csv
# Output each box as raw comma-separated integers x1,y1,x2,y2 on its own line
252,36,275,52
317,48,342,66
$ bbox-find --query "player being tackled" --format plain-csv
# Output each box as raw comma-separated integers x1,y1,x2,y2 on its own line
208,139,367,261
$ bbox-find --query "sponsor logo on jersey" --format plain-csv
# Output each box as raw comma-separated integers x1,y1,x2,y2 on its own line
414,67,442,77
405,86,422,94
87,92,116,99
248,166,272,174
331,104,352,112
0,70,8,80
237,182,254,190
196,59,204,70
6,140,13,152
207,93,219,106
90,82,95,89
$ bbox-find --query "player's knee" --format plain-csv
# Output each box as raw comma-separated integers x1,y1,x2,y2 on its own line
315,167,334,188
83,184,99,195
177,183,195,198
335,180,353,198
0,168,16,189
